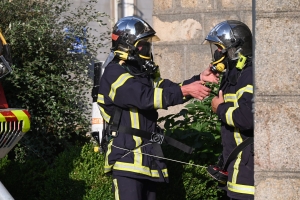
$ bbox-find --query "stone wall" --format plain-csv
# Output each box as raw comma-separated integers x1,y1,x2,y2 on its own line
254,0,300,199
154,0,300,199
153,0,252,118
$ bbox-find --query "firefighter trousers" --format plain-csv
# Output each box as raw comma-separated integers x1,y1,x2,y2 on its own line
112,175,157,200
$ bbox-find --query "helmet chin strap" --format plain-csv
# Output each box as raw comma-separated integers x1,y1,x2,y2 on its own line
211,55,225,66
210,43,226,73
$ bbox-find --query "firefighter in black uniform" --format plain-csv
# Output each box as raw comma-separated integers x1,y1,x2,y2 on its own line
203,20,254,200
97,16,219,200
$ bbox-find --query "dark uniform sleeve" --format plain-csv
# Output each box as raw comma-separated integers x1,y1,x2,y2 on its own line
156,74,200,88
154,74,200,103
216,69,253,131
182,75,201,85
103,64,185,110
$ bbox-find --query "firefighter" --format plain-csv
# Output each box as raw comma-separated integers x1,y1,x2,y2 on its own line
97,16,219,200
204,20,254,200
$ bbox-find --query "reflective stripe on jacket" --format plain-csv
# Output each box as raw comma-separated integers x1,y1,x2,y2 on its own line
216,63,254,199
97,61,199,182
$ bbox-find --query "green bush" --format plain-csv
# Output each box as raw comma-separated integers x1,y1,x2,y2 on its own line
0,0,109,162
40,143,113,200
0,143,113,200
156,85,227,200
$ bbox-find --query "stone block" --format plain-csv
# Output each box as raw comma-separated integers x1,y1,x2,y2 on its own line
185,45,211,78
255,17,300,95
153,16,202,42
181,0,198,8
254,100,300,171
256,0,300,12
255,175,300,200
153,45,185,83
153,0,172,12
180,0,213,9
220,0,252,10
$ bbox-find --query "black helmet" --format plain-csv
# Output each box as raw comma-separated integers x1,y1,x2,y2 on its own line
111,16,159,58
203,20,252,61
110,16,160,76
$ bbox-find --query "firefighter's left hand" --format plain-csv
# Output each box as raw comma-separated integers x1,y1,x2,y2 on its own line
200,66,219,83
211,90,224,113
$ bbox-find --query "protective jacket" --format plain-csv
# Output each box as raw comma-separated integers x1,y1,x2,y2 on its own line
97,60,199,182
216,60,254,199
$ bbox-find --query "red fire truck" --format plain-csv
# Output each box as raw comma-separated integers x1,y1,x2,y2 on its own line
0,31,31,200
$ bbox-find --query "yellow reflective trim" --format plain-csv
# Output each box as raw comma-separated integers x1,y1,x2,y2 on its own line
97,94,104,104
114,162,160,176
109,73,133,101
11,110,31,133
132,146,142,166
232,127,243,184
234,127,242,145
154,88,163,109
152,77,163,88
161,168,168,177
232,151,242,183
224,85,253,128
233,127,243,145
104,140,114,173
106,107,169,179
113,179,120,200
113,161,168,178
130,108,139,129
129,108,142,165
227,181,255,195
236,85,253,99
98,105,110,123
224,94,237,103
225,107,237,126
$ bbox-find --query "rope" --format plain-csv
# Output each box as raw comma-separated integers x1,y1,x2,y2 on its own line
112,144,207,169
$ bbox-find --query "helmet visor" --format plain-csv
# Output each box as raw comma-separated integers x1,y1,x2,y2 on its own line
209,42,225,63
134,37,157,60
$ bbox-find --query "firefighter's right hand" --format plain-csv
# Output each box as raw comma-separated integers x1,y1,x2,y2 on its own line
181,81,211,100
211,90,224,113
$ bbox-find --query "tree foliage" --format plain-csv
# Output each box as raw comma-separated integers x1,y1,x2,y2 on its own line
0,0,110,162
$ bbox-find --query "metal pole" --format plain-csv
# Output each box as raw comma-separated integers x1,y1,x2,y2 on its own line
0,181,14,200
